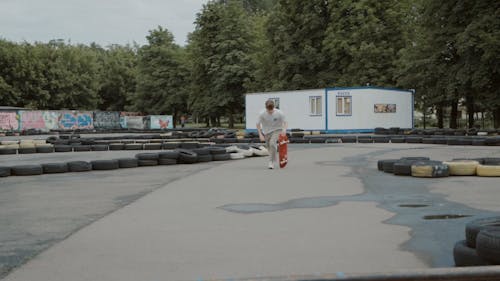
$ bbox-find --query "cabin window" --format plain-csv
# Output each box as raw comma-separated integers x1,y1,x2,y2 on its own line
309,96,322,116
336,96,352,116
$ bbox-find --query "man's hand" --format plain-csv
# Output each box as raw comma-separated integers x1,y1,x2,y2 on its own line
259,134,265,142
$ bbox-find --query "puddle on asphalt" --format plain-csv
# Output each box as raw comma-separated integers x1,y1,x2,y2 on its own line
422,214,471,220
399,204,429,208
219,197,342,214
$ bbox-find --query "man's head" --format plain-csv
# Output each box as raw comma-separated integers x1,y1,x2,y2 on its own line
265,100,275,111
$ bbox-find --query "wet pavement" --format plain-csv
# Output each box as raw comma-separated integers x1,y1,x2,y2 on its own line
1,143,500,280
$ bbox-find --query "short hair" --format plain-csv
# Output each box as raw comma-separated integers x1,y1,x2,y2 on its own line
265,100,275,108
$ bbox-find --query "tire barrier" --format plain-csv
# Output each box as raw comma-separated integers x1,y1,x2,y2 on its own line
11,165,43,176
453,216,500,266
42,163,69,174
116,158,139,168
443,160,480,176
476,229,500,264
465,217,500,248
476,165,500,177
67,161,93,172
411,161,449,178
90,160,120,170
453,240,491,266
0,166,11,177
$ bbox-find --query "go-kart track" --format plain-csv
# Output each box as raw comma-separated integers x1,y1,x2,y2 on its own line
1,136,499,281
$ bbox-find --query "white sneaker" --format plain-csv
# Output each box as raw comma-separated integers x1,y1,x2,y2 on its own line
268,161,274,169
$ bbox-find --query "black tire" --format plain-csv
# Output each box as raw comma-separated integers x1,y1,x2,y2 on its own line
357,137,373,143
180,142,199,149
67,161,92,172
18,147,37,154
109,143,125,151
422,138,434,144
91,144,108,151
400,157,430,161
377,159,398,171
73,145,91,152
197,154,213,162
476,229,500,264
116,158,139,168
433,138,448,145
158,151,179,159
36,146,54,153
138,159,158,166
209,146,227,155
91,160,119,170
158,158,177,165
0,148,17,155
382,159,398,173
162,142,180,149
135,153,159,161
125,144,143,150
465,216,500,248
406,137,423,143
453,240,491,267
373,136,390,143
54,145,72,152
213,153,230,161
390,137,405,143
193,147,211,156
42,163,69,174
341,136,357,143
0,166,11,177
471,139,486,146
11,165,43,176
393,160,416,176
144,143,162,150
483,158,500,166
177,149,198,164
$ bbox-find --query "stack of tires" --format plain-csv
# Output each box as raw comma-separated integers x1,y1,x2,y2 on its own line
377,157,500,178
454,216,500,266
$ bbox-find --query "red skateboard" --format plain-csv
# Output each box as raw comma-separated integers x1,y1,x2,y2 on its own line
278,134,289,168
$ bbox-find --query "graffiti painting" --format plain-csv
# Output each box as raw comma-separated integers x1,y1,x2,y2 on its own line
0,112,19,130
150,115,173,129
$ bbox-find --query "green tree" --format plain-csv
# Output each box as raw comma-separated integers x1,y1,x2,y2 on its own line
98,44,138,111
324,0,407,87
265,0,331,90
189,0,253,127
133,26,189,126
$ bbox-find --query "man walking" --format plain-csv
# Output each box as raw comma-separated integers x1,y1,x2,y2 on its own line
256,99,287,169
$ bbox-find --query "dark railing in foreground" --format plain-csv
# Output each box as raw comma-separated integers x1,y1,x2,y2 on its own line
205,266,500,281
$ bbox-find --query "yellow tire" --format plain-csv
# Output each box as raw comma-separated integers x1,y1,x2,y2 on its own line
443,160,479,176
411,161,450,178
476,165,500,177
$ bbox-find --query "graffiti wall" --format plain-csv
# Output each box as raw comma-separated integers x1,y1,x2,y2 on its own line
94,111,120,129
0,112,19,130
58,111,94,130
150,115,173,129
1,110,174,131
125,116,146,130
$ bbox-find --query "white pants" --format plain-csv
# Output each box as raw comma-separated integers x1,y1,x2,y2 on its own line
265,130,280,163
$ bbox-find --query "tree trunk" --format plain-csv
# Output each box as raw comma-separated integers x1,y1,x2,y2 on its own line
173,109,178,129
450,100,458,129
465,94,475,128
228,107,234,129
210,116,217,127
205,117,210,128
436,103,444,128
494,108,500,129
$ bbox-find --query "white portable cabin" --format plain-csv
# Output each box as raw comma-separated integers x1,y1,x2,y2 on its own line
245,87,414,133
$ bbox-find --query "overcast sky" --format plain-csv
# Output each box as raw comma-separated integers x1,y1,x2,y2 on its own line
0,0,208,47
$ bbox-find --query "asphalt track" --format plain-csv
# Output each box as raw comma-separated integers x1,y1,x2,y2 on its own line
1,143,500,280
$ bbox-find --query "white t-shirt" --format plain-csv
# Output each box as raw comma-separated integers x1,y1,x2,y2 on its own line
257,109,286,134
